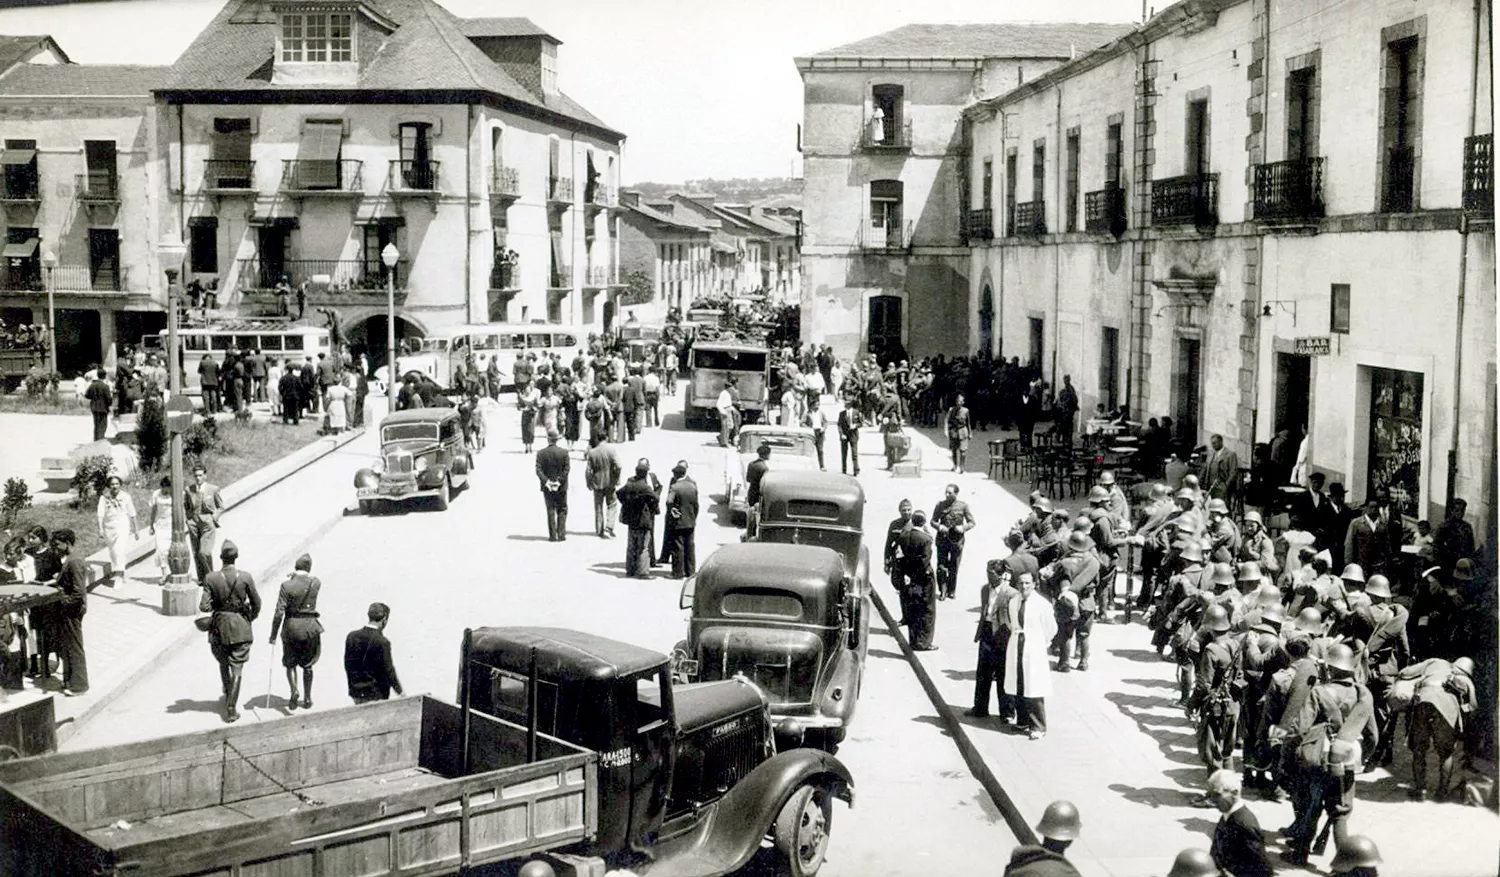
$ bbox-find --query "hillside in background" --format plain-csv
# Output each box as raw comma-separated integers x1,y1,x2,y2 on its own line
629,177,802,207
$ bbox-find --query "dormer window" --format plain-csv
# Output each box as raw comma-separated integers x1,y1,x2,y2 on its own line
281,11,354,63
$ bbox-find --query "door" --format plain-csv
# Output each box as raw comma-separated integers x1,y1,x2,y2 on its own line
1274,353,1311,434
978,286,994,357
1367,367,1424,518
629,672,673,851
88,229,120,290
1028,317,1044,371
257,227,289,288
1173,336,1202,448
400,123,434,189
867,295,902,363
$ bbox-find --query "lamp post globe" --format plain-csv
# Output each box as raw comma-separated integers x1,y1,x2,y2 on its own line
39,247,57,380
155,234,195,614
381,243,399,411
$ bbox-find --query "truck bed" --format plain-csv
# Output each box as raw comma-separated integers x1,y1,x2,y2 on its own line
0,696,598,877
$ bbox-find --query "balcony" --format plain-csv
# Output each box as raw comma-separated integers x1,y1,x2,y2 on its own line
1252,158,1325,223
548,265,573,289
232,259,402,297
1463,134,1492,220
965,208,994,241
0,174,40,205
281,159,364,196
491,165,520,200
488,262,520,292
75,173,120,205
585,184,617,212
547,176,573,207
1151,173,1218,227
202,160,255,192
0,265,42,292
1084,185,1127,235
389,160,440,195
858,220,911,251
44,264,126,293
1381,146,1414,213
860,117,913,152
1009,201,1047,237
583,264,616,289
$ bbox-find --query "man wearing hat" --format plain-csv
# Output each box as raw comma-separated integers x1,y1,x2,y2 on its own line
896,509,938,650
1352,573,1408,771
616,460,660,578
268,553,323,710
1236,510,1279,577
932,483,976,601
1096,470,1131,532
1320,481,1352,566
1344,498,1390,578
1152,539,1207,661
199,540,261,723
1050,530,1101,672
1399,655,1477,800
1203,433,1240,504
536,429,571,542
744,442,772,526
1009,491,1048,544
1002,800,1083,876
664,462,698,578
1188,604,1242,801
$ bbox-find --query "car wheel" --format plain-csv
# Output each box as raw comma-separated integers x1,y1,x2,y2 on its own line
434,476,451,511
359,499,375,516
774,784,832,877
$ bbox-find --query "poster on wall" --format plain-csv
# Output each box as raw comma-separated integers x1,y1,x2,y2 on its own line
1368,368,1424,518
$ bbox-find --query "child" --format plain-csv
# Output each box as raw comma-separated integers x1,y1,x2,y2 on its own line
1412,519,1435,562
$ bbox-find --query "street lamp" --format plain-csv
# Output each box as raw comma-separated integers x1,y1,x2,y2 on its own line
381,243,399,412
155,234,195,615
39,247,57,378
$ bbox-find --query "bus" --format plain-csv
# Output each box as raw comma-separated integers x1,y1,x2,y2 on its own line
381,323,585,390
683,340,768,429
156,323,332,393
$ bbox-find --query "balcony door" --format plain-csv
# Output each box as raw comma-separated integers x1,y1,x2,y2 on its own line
257,226,290,288
84,140,117,196
88,229,120,290
1172,335,1202,447
399,122,434,189
870,179,903,248
867,295,902,364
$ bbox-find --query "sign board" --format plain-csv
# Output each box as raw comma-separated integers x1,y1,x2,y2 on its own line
1293,336,1331,356
166,394,195,434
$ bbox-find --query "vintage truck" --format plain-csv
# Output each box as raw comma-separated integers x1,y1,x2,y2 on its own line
0,626,852,877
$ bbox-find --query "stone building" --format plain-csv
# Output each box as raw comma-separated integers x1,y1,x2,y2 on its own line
618,190,714,318
965,0,1494,527
795,22,1134,362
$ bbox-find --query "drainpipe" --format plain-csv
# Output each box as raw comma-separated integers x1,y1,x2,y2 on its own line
1448,0,1487,506
466,104,474,324
1051,84,1063,388
1250,0,1272,455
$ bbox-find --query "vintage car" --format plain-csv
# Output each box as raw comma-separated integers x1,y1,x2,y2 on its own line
354,408,472,514
724,424,819,522
675,543,867,752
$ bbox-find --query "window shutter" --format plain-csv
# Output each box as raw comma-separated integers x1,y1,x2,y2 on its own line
297,120,343,188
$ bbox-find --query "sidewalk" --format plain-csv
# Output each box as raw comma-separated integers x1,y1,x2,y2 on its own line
852,420,1498,877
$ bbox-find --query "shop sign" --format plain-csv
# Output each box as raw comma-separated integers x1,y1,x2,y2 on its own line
1294,336,1331,356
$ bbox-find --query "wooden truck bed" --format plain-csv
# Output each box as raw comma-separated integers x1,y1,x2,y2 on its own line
0,696,598,877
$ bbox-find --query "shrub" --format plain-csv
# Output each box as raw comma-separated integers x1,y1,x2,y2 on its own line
137,396,167,470
182,416,221,459
24,370,59,399
1,477,31,528
70,455,115,507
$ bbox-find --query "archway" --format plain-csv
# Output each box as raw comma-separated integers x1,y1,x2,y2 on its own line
347,313,426,377
979,285,994,358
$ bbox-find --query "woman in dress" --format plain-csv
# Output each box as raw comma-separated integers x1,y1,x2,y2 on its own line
518,381,540,453
147,474,174,585
538,382,562,436
325,379,349,435
95,474,137,586
561,375,582,450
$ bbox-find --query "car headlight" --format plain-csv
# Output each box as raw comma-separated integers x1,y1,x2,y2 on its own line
372,457,386,474
415,457,431,474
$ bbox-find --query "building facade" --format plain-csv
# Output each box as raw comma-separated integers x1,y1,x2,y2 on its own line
795,22,1135,362
966,0,1495,528
618,190,713,318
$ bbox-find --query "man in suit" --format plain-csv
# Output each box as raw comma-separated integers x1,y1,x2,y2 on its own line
47,529,90,697
604,371,627,443
1207,770,1272,877
1345,499,1389,578
969,550,1018,720
299,356,318,415
345,602,403,704
1322,482,1353,567
584,434,621,538
896,510,938,651
186,464,225,585
535,429,570,542
198,354,221,414
745,443,771,524
1203,434,1240,503
278,364,301,425
267,553,323,711
624,365,646,441
616,459,660,578
199,540,261,723
85,369,112,441
665,461,699,578
837,396,863,475
885,499,914,624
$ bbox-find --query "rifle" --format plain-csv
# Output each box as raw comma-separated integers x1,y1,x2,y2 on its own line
1310,811,1334,855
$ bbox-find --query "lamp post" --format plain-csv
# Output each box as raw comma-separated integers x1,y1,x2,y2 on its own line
381,243,399,412
39,247,57,379
156,235,195,615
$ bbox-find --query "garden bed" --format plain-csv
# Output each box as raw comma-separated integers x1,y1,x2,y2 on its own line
0,392,87,415
4,417,324,560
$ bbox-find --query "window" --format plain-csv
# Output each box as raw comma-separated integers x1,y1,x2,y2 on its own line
1065,130,1080,232
2,139,38,199
1032,139,1046,202
281,12,353,63
362,221,400,285
1100,326,1120,411
3,226,39,290
399,123,434,189
867,295,902,359
1380,31,1422,212
1286,67,1317,162
296,119,344,189
1330,284,1351,334
870,84,903,145
869,179,903,247
1186,99,1210,176
84,141,117,195
1028,317,1044,370
210,119,252,188
1367,367,1424,518
85,229,119,290
585,151,598,203
1004,152,1017,234
188,218,218,274
1105,122,1123,187
982,158,993,212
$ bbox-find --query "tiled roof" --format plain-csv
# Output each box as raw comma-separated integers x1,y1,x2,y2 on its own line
0,63,167,97
458,17,557,42
718,207,797,237
810,22,1135,60
0,35,69,71
164,0,620,139
624,198,711,232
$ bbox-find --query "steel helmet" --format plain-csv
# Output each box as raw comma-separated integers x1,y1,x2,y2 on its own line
1324,642,1358,675
1166,848,1221,877
1295,606,1324,633
1242,509,1264,527
1035,496,1054,514
1072,516,1095,532
1067,531,1094,553
518,861,557,877
1210,562,1237,587
1149,483,1171,499
1236,562,1263,584
1206,498,1229,515
1254,583,1283,607
1364,574,1392,599
1454,656,1477,677
1340,563,1366,584
1034,799,1081,841
1203,604,1233,633
1173,513,1203,534
1088,485,1110,504
1177,542,1206,563
1099,470,1117,486
1257,602,1286,629
1330,835,1383,871
1175,487,1196,503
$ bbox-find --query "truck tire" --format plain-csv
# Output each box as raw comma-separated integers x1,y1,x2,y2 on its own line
774,784,832,877
433,476,450,511
359,499,376,516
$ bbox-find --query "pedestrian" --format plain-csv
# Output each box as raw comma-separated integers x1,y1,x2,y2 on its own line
1203,434,1240,503
325,379,349,435
1055,375,1079,446
267,357,283,417
278,363,301,424
267,553,323,711
1004,570,1056,739
584,385,611,445
199,540,260,723
536,429,570,542
85,368,112,441
945,392,972,472
585,434,621,539
896,509,937,651
1344,499,1390,579
538,381,561,436
1003,800,1083,876
274,277,291,317
616,459,659,578
665,462,699,578
643,365,661,428
716,377,737,447
1205,769,1272,877
623,365,645,440
967,555,1016,720
932,483,975,601
345,602,403,703
1432,497,1476,575
95,474,137,587
744,442,771,528
185,464,224,585
605,370,627,443
804,388,828,470
663,345,678,393
300,356,317,415
48,529,90,697
246,348,266,404
884,499,915,624
198,354,221,414
295,280,307,319
518,379,540,453
836,394,863,475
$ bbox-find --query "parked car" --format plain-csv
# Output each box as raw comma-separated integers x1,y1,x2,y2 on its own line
354,408,472,514
724,424,819,522
675,543,867,752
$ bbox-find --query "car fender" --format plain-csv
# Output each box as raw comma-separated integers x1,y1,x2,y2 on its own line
817,648,861,724
353,468,378,489
450,454,470,478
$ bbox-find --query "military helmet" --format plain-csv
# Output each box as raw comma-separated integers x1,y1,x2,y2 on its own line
1454,656,1477,677
1340,563,1366,584
1295,606,1324,634
1088,485,1110,504
1324,642,1358,675
1175,487,1196,502
1203,604,1232,632
1072,515,1095,532
1149,483,1171,499
1254,582,1283,607
1034,799,1081,841
1067,530,1094,553
1330,835,1383,871
1236,561,1263,584
517,861,557,877
1364,574,1392,599
1177,541,1206,563
1098,470,1117,486
1242,509,1264,527
1206,498,1229,515
1035,496,1054,514
1166,848,1221,877
1210,562,1237,587
1257,602,1287,629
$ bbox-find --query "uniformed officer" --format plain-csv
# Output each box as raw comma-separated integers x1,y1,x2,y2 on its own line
932,483,976,601
1329,835,1382,877
1003,800,1083,876
896,509,937,651
1050,530,1101,672
884,499,914,623
199,540,261,723
268,553,324,711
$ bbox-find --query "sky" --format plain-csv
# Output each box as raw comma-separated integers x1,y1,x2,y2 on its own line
0,0,1150,183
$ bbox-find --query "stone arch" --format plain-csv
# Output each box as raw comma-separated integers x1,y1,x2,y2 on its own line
345,311,427,375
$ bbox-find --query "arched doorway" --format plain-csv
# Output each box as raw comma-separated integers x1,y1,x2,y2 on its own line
347,313,425,376
979,285,994,357
602,298,616,335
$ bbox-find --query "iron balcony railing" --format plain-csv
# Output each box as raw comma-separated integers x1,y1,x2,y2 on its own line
859,220,911,250
965,208,994,241
1463,134,1492,219
1252,157,1326,222
489,262,519,291
2,265,41,291
548,176,574,204
584,264,616,287
1084,185,1126,234
203,160,255,190
1010,200,1047,236
390,160,440,192
1151,173,1218,227
549,265,573,288
49,264,126,292
491,165,520,199
0,174,40,201
1382,146,1415,213
233,258,399,292
281,159,363,193
75,173,119,202
861,117,913,151
588,184,617,208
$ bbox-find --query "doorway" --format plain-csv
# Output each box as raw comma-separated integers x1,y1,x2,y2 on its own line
1274,353,1311,434
978,286,994,357
256,226,290,289
1027,317,1044,371
867,295,902,363
1173,335,1202,447
1367,366,1424,518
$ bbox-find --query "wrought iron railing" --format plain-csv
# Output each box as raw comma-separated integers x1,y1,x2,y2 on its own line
491,165,520,199
1151,173,1218,226
549,265,573,288
1010,200,1046,236
860,117,913,151
2,265,41,290
1382,146,1414,213
0,174,40,201
280,159,363,192
75,173,119,202
489,262,519,290
233,258,398,292
203,160,255,190
859,220,910,250
1463,134,1492,219
588,184,617,208
965,208,993,241
48,264,126,292
390,160,440,192
548,176,574,204
1252,157,1325,222
1084,185,1126,234
584,264,615,287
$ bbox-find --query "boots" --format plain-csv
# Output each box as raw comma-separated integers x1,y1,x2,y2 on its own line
301,668,313,710
1077,638,1090,672
224,675,243,723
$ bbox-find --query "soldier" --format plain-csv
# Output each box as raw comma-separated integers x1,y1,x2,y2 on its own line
1155,542,1209,703
1401,656,1477,800
884,499,915,624
1353,574,1408,771
1189,605,1243,805
1329,836,1382,877
1097,469,1131,532
1135,483,1177,611
1206,499,1241,564
1240,599,1288,796
932,483,976,601
267,553,323,710
199,540,261,723
1003,800,1083,876
896,510,937,651
1237,510,1279,577
1164,849,1220,877
1050,530,1101,673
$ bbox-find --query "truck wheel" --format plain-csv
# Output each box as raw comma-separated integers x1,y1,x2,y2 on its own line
774,784,832,877
434,477,451,511
359,499,376,516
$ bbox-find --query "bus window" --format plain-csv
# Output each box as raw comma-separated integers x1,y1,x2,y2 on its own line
498,333,524,351
527,333,551,349
258,335,283,352
184,335,210,352
285,336,305,353
210,335,233,351
314,334,331,352
472,333,498,351
553,333,578,348
451,336,471,352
